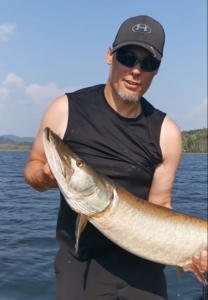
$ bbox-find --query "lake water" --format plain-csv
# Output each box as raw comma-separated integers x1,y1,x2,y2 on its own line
0,152,207,300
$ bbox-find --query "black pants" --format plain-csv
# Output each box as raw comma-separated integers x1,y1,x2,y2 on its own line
54,245,168,300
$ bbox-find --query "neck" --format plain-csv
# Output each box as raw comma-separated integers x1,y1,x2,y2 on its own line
104,82,142,119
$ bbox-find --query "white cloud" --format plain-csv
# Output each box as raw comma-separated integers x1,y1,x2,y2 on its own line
0,73,78,136
0,86,9,97
25,82,71,107
2,73,24,88
0,23,16,42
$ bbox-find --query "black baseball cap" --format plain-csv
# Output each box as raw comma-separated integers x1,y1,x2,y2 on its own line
112,15,165,60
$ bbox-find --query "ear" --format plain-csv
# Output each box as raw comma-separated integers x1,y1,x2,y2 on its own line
106,46,113,66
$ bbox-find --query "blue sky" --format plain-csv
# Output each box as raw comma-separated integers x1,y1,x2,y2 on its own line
0,0,207,136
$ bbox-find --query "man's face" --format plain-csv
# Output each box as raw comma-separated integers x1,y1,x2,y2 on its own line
106,45,160,102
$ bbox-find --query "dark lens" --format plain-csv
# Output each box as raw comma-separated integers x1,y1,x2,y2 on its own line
116,51,160,72
140,58,160,72
116,52,138,67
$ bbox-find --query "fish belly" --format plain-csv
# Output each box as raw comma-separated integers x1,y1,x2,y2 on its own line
89,189,207,267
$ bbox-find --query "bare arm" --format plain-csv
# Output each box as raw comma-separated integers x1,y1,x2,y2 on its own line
148,116,207,273
24,94,68,192
148,116,182,208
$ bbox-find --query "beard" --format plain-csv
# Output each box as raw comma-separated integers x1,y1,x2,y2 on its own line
115,89,140,103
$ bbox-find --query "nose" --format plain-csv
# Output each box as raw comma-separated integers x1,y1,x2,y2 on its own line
131,64,141,76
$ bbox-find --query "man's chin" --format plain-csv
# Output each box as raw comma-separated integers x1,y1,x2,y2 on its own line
117,90,140,103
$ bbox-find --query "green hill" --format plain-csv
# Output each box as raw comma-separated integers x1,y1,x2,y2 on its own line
0,134,34,143
0,136,14,143
181,128,207,153
0,134,34,151
0,142,33,151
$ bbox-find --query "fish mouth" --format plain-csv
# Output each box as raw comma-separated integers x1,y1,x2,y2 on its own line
43,127,74,178
43,127,78,161
44,127,50,141
44,127,63,149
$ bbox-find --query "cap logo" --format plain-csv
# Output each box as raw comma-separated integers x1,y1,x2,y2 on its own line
132,24,151,34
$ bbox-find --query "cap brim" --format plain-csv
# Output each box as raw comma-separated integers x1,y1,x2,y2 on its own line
112,41,162,60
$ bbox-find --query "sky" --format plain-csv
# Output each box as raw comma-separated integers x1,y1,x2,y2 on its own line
0,0,207,137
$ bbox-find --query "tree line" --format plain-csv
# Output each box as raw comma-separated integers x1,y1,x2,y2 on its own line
0,128,207,153
181,128,207,153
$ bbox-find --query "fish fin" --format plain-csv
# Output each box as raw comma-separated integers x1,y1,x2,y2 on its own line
177,266,183,280
183,263,208,286
75,214,88,254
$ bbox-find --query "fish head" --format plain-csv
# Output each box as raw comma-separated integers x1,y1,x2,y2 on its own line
43,127,114,215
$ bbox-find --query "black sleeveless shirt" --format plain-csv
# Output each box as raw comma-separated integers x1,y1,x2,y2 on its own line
56,84,166,261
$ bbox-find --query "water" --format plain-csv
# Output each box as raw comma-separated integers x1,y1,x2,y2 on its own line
0,152,207,300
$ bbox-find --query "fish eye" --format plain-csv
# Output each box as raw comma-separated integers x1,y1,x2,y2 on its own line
76,159,84,168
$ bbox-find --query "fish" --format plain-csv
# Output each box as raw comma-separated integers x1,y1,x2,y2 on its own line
43,127,208,286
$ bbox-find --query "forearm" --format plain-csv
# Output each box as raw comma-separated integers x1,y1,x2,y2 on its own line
24,160,58,192
148,193,172,209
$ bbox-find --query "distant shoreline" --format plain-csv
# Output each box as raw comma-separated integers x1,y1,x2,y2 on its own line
183,153,207,154
0,149,31,152
0,149,207,154
1,128,207,153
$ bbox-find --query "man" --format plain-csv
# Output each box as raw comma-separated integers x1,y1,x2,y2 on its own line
24,15,207,300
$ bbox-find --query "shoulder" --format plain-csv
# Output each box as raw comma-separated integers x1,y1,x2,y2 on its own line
25,94,69,166
47,84,104,135
34,94,69,140
47,94,68,111
43,94,68,127
160,116,182,162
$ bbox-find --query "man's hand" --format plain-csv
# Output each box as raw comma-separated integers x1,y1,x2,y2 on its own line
192,250,208,274
42,163,56,181
24,161,58,192
41,162,58,189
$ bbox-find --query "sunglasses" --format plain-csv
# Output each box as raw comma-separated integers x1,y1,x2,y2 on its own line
115,51,161,72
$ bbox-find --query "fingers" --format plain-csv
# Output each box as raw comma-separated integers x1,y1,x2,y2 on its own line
192,251,207,274
192,255,200,265
43,163,54,180
199,251,207,274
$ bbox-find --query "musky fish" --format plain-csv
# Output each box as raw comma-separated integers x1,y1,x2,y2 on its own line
43,127,208,286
